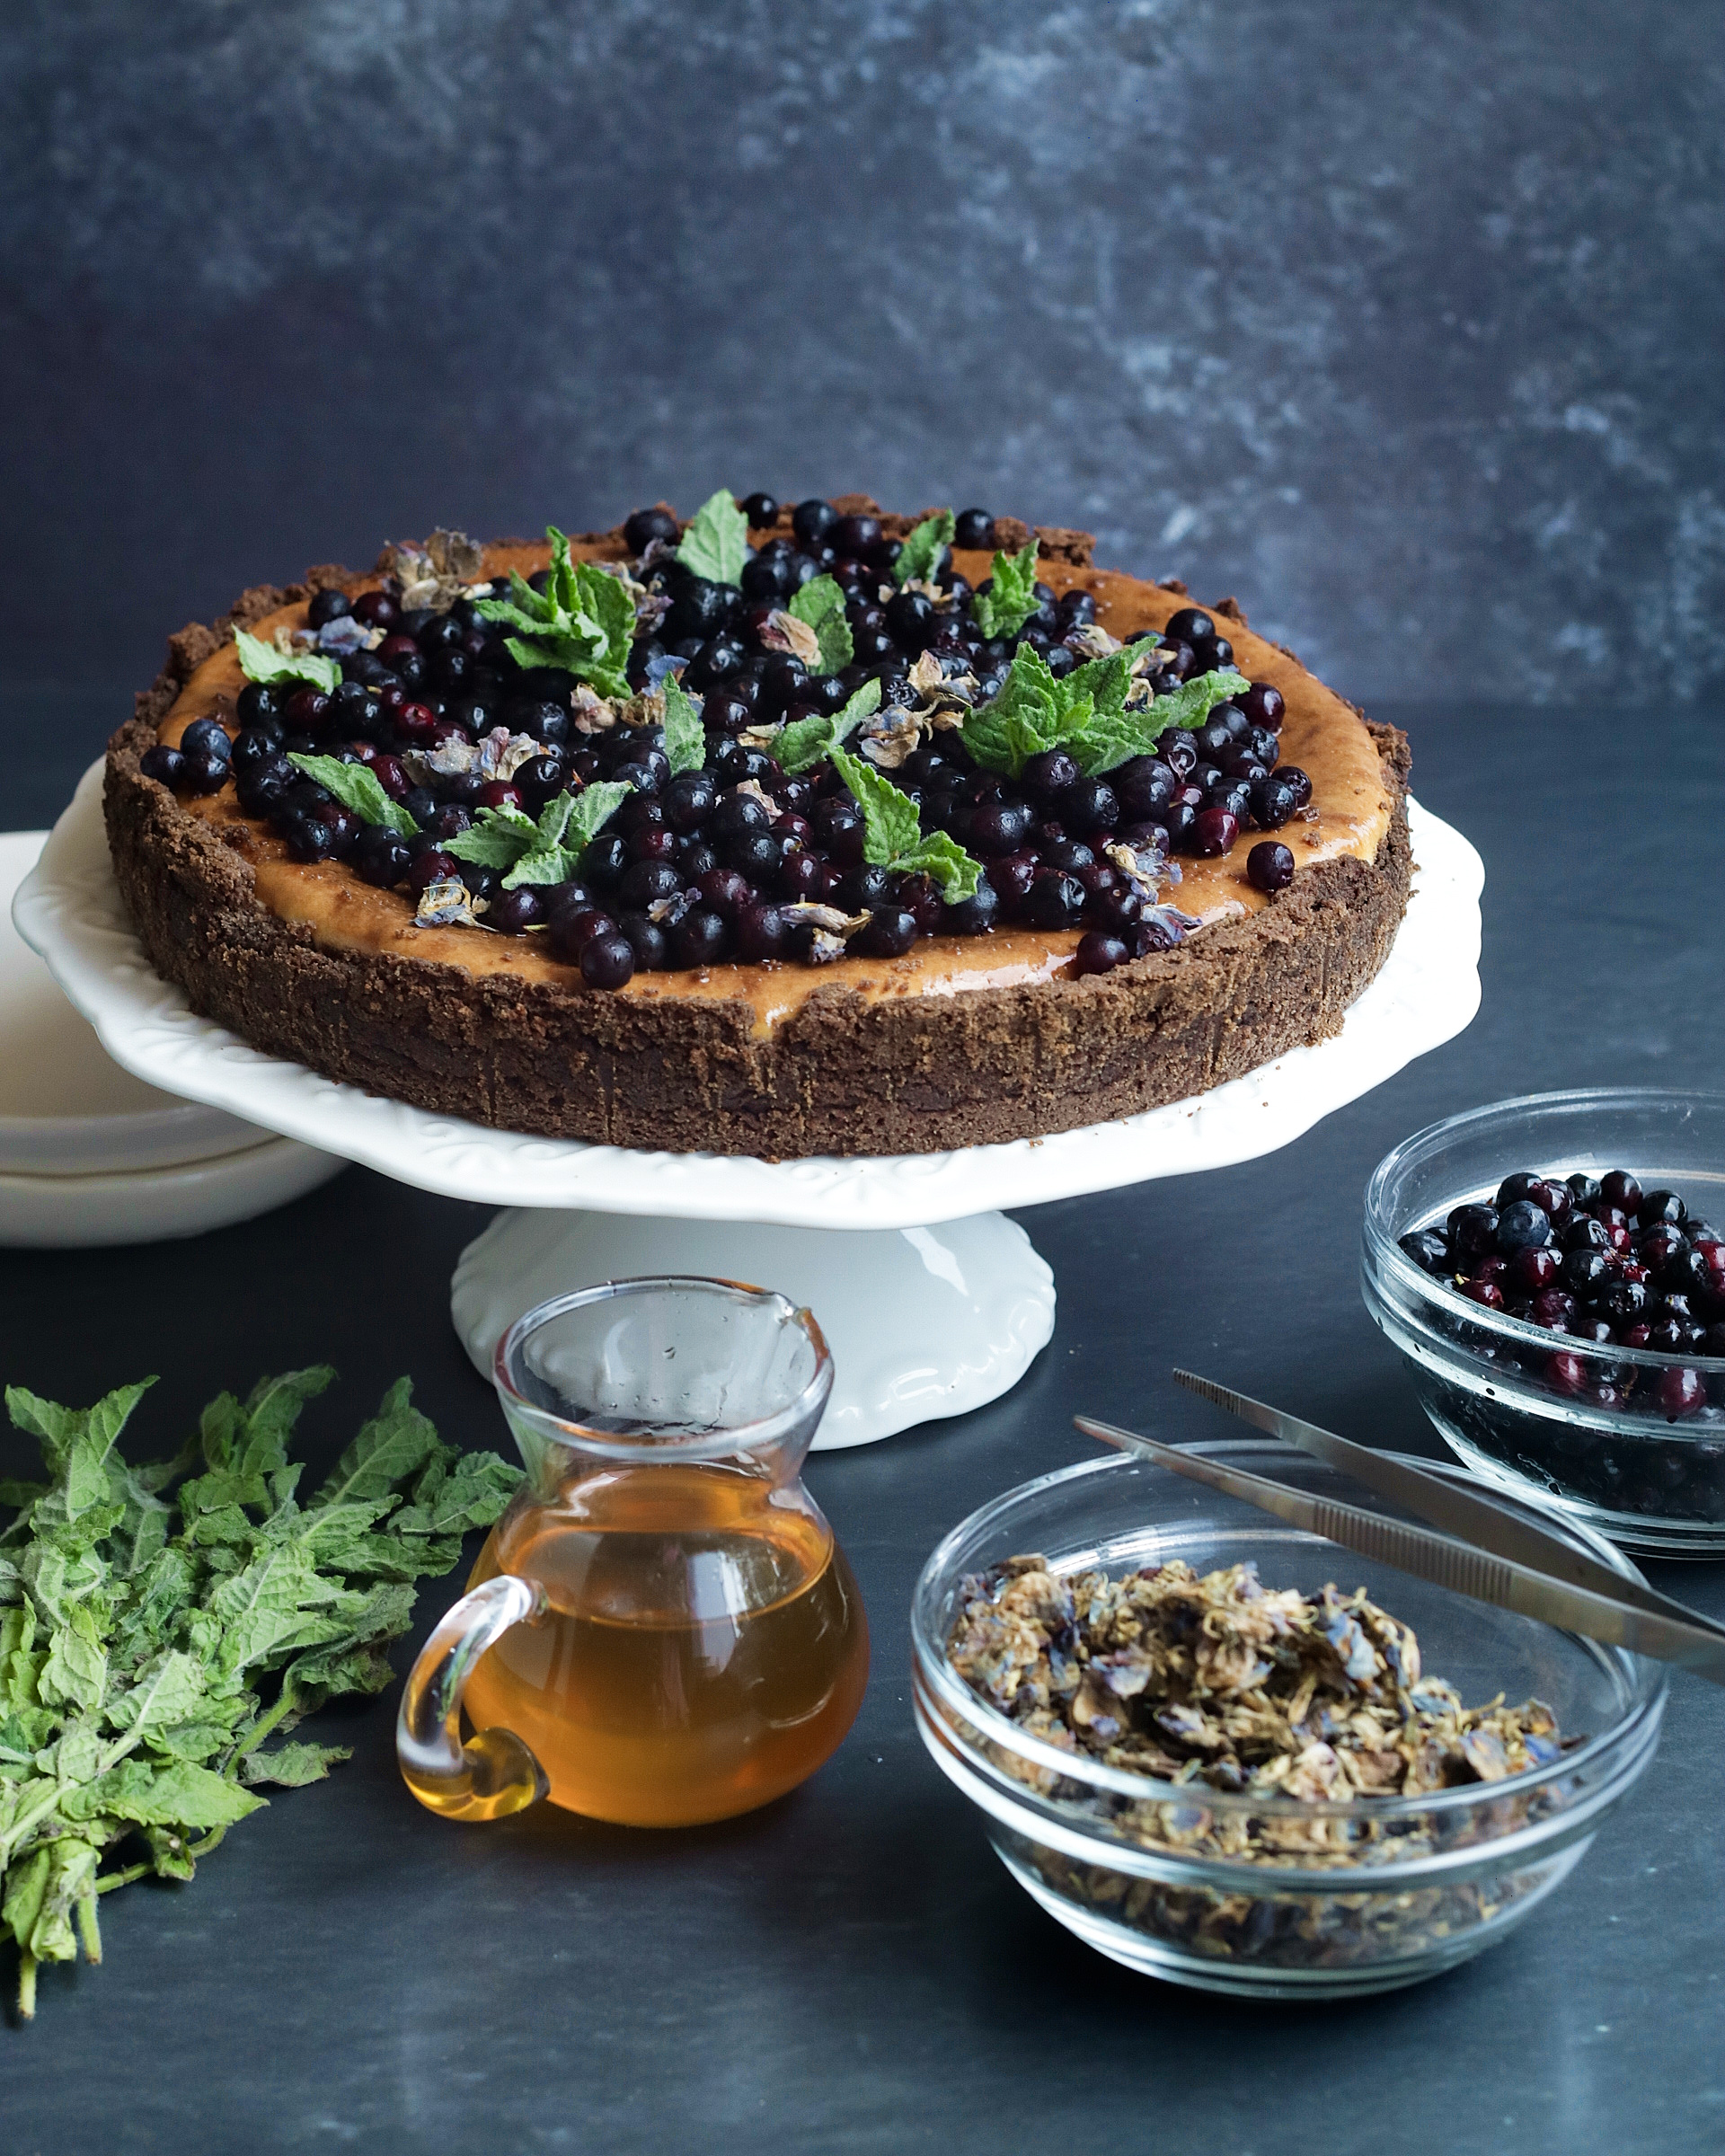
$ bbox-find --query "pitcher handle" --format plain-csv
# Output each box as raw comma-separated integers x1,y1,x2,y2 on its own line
396,1573,551,1822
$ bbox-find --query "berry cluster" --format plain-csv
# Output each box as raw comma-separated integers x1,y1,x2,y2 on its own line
140,498,1313,990
1401,1168,1725,1418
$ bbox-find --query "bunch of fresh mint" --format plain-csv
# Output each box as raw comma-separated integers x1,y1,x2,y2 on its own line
0,1371,521,2019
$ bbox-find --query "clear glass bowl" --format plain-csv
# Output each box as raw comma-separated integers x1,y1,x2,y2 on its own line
911,1445,1665,1999
1363,1090,1725,1555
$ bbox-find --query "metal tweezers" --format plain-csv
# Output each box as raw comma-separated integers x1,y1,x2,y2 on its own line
1074,1369,1725,1685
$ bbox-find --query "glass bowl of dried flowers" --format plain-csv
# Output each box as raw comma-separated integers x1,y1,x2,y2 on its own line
912,1442,1666,1997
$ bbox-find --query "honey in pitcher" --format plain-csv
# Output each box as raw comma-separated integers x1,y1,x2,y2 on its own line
464,1462,870,1827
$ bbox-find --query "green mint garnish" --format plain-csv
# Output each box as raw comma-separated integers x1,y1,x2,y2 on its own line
285,754,419,836
1067,666,1250,775
968,540,1040,641
660,676,706,776
445,782,631,890
674,490,749,586
774,677,880,775
0,1372,522,2019
893,510,955,587
828,745,983,903
234,629,341,695
960,645,1250,778
786,575,854,672
474,528,633,697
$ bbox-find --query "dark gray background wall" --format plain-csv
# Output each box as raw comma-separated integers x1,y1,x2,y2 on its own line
4,0,1721,741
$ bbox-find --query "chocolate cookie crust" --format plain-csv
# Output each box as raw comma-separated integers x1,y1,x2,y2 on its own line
105,515,1411,1160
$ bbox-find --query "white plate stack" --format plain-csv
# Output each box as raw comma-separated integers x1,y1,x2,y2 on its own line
1,829,344,1247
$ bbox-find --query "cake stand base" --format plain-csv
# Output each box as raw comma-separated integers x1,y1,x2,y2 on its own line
449,1206,1057,1450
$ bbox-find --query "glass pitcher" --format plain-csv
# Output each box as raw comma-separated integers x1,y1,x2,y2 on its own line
397,1277,870,1827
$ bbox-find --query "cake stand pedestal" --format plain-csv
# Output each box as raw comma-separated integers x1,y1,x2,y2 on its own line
15,766,1482,1447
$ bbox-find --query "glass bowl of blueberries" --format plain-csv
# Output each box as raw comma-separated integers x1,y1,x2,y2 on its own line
1363,1090,1725,1556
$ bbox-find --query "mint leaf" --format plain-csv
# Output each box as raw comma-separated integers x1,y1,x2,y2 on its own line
564,781,632,852
894,510,955,587
828,747,984,899
828,747,923,865
286,754,419,836
239,1740,352,1788
786,575,854,671
444,811,538,874
234,629,341,695
445,784,630,890
661,676,706,776
891,830,982,904
774,677,880,775
675,490,748,586
0,1367,525,2018
502,781,632,888
968,541,1040,640
958,646,1063,776
475,529,633,696
1067,667,1251,776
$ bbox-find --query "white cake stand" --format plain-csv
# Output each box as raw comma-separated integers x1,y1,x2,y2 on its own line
15,764,1482,1446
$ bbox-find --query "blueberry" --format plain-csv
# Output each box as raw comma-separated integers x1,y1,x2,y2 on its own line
181,717,233,763
579,931,636,988
306,587,353,628
884,590,937,652
353,827,411,888
581,831,629,887
858,907,917,959
953,508,995,550
1399,1229,1453,1275
1073,930,1128,976
740,492,779,527
1163,607,1214,647
1599,1170,1643,1215
1641,1188,1687,1229
616,912,669,969
1495,1199,1553,1254
836,864,891,912
235,683,286,729
624,507,677,553
833,512,881,559
1026,871,1084,930
936,877,995,935
671,908,729,968
1247,841,1294,894
792,499,839,547
1448,1204,1499,1260
139,743,187,790
1560,1248,1610,1294
618,859,683,909
283,814,335,862
1114,756,1174,817
733,901,788,960
180,747,231,795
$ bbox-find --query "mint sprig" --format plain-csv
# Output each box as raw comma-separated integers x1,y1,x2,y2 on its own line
0,1372,522,2019
960,646,1249,778
968,540,1040,640
893,510,955,587
774,677,880,775
234,630,341,696
286,754,419,836
444,782,631,890
474,528,633,697
660,676,706,776
786,575,854,672
674,490,749,586
828,746,983,903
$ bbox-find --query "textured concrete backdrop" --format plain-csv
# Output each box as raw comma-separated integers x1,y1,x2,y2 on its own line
3,0,1721,720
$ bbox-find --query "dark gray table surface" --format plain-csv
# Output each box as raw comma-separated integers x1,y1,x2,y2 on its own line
4,697,1722,2152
